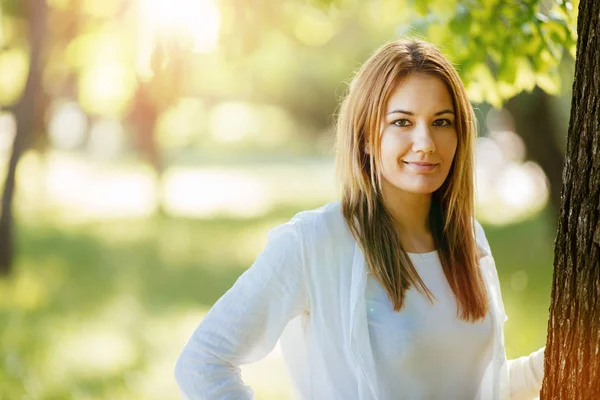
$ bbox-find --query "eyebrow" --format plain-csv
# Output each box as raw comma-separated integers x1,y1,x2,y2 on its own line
386,109,455,116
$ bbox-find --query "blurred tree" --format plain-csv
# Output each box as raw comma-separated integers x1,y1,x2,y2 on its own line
541,0,600,397
0,0,48,275
127,33,194,213
506,88,565,222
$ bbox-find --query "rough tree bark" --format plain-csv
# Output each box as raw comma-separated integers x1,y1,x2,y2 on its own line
0,0,47,275
541,0,600,398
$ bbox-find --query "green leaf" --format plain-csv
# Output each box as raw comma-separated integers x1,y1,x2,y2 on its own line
449,7,472,35
413,0,429,16
429,0,458,16
0,0,22,17
568,43,576,59
497,54,517,84
466,63,501,107
514,57,536,93
497,81,520,100
427,22,449,43
536,71,561,95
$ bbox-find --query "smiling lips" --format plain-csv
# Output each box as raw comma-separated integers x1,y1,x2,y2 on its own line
402,160,439,173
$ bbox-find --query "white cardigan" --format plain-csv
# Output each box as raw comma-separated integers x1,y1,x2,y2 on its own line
175,201,545,399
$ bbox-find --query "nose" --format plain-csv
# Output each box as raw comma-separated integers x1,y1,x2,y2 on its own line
412,123,436,154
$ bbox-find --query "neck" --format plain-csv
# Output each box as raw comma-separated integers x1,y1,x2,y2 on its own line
380,180,434,253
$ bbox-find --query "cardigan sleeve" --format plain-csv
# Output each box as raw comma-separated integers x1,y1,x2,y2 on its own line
174,220,309,400
508,346,545,400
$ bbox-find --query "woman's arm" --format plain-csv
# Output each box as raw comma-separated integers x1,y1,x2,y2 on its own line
174,221,310,400
508,346,545,400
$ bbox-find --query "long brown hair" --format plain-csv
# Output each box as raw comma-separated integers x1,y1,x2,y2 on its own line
336,39,488,321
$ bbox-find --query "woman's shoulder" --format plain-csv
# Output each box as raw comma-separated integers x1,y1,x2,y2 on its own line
473,219,492,257
270,201,352,251
290,201,344,227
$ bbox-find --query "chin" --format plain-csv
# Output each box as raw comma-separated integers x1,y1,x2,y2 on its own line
391,177,445,195
407,186,440,195
389,183,441,195
381,171,449,195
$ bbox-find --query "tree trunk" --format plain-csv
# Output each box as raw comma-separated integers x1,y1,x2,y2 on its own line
541,0,600,398
128,81,165,214
0,0,47,275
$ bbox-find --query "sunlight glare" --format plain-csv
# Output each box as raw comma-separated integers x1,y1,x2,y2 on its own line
139,0,221,53
48,101,88,150
44,153,157,219
162,168,270,218
87,118,125,159
78,62,137,117
497,162,539,208
476,136,549,226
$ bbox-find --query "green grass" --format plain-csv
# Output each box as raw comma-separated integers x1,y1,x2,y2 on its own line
483,207,556,359
0,203,555,399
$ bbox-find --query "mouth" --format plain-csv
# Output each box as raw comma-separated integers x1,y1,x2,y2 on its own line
402,161,439,173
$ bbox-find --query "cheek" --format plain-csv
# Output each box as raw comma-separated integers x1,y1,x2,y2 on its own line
438,133,458,161
377,134,400,179
380,131,409,161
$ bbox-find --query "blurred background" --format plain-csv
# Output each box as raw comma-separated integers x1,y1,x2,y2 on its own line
0,0,577,398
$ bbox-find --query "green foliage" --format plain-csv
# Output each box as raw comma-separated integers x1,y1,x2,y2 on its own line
0,0,22,17
414,0,430,16
400,0,577,106
221,0,578,107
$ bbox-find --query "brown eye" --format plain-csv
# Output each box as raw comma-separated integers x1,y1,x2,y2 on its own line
433,118,452,127
393,119,411,127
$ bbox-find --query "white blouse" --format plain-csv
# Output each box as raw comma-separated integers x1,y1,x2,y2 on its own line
175,201,545,399
365,251,493,399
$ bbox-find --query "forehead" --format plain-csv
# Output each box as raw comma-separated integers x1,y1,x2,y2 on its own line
386,73,454,113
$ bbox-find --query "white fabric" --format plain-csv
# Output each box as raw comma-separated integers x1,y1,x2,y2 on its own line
174,201,545,400
365,251,493,399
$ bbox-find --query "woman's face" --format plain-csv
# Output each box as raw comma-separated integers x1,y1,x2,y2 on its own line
375,73,458,196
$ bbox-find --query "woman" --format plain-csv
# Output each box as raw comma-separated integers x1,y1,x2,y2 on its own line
175,39,545,400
